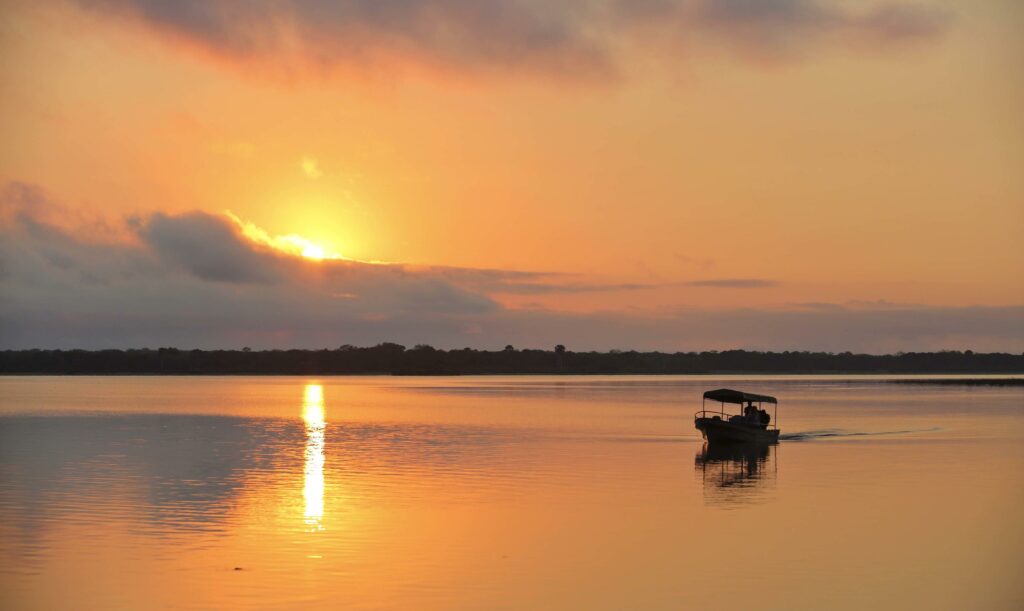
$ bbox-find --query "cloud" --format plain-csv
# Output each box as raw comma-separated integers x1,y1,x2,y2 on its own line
674,253,716,269
73,0,613,79
0,185,500,348
137,211,286,283
858,3,951,42
685,278,778,288
65,0,953,79
2,183,1019,353
626,0,952,60
395,264,661,295
483,281,659,294
300,156,322,179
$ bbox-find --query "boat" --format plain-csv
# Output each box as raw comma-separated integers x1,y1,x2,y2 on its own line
695,388,780,444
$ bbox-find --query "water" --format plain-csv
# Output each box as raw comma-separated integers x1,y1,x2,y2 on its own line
1,375,1022,610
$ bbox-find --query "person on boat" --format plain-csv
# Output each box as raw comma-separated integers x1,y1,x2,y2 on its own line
743,402,757,422
759,409,770,429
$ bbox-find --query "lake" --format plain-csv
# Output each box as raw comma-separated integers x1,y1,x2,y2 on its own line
1,375,1022,610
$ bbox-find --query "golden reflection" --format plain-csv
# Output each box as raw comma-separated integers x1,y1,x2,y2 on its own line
303,383,325,530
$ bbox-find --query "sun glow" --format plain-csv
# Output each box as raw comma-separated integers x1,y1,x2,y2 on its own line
226,211,344,261
302,243,326,260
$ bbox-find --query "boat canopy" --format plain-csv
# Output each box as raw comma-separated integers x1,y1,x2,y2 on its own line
703,388,777,405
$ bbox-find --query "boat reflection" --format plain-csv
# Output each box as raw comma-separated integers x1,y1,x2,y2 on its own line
695,442,776,507
302,383,325,530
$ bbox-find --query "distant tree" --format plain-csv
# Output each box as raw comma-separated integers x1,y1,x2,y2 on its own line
554,344,566,373
504,344,515,352
1,346,1021,375
376,342,406,352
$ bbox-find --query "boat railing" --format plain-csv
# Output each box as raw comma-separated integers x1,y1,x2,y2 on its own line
694,410,778,431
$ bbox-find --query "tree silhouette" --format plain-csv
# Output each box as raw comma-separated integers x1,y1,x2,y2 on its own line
1,347,1021,376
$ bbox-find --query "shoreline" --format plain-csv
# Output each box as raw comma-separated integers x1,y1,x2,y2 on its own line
2,372,1022,382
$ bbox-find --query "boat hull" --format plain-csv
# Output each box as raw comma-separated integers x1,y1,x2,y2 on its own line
695,417,779,444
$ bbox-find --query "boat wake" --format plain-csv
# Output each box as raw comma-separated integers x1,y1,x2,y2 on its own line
781,427,940,441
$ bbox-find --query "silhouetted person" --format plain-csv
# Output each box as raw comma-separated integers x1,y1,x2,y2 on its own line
744,402,757,423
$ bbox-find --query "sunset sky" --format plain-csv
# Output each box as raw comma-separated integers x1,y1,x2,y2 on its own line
1,0,1021,351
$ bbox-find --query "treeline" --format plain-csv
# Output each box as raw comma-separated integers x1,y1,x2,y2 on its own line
2,345,1022,375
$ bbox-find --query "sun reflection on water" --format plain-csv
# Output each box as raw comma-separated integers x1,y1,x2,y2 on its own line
302,383,325,530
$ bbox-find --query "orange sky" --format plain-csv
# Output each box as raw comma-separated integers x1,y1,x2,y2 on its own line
0,0,1021,350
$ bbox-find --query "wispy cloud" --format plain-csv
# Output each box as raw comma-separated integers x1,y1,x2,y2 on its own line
684,0,952,58
300,156,322,179
685,278,778,288
65,0,953,80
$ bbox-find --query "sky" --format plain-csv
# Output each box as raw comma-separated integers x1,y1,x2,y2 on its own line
0,0,1021,352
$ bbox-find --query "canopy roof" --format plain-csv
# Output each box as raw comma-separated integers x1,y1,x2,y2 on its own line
703,388,777,405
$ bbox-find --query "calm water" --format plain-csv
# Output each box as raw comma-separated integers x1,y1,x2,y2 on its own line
1,375,1022,610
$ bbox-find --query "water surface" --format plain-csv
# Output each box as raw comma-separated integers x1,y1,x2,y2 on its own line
1,375,1022,610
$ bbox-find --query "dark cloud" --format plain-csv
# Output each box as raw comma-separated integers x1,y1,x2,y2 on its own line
75,0,612,78
67,0,952,78
400,264,561,293
697,0,839,28
859,3,951,42
138,211,285,284
631,0,952,59
685,278,778,288
366,264,666,295
2,184,1018,353
483,281,659,294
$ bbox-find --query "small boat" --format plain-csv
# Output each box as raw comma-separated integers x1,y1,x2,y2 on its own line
695,388,780,444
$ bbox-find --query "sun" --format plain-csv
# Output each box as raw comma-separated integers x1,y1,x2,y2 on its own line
301,243,326,261
226,211,344,261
